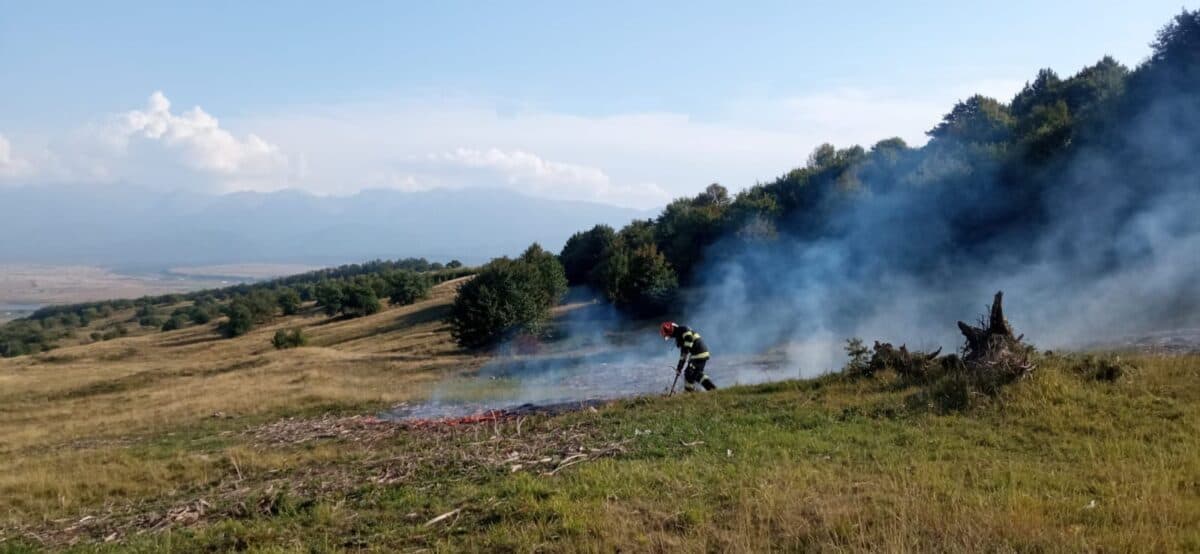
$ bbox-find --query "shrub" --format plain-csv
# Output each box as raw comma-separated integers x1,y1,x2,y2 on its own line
598,240,678,317
314,281,345,316
188,304,214,324
220,305,254,338
271,328,307,349
341,283,382,318
386,270,432,306
1068,354,1132,382
559,224,615,287
161,316,187,332
927,372,972,413
277,288,302,316
448,248,567,348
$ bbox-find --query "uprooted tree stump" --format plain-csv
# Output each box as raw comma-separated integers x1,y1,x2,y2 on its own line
955,291,1035,391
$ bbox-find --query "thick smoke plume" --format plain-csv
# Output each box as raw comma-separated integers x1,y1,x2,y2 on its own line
687,84,1200,375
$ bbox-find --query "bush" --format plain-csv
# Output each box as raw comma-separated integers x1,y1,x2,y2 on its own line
271,328,307,349
1068,354,1132,382
448,248,567,348
341,283,382,318
220,305,254,338
927,372,972,413
559,224,615,287
277,288,302,315
188,304,214,324
598,240,678,317
314,281,345,316
385,270,432,306
138,315,164,328
161,315,187,331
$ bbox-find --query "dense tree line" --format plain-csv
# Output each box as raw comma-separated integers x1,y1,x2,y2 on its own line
0,258,471,356
554,10,1200,323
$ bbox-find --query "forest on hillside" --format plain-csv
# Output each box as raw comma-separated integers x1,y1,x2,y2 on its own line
548,9,1200,352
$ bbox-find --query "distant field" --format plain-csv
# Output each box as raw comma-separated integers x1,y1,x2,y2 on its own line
0,264,311,313
166,263,321,281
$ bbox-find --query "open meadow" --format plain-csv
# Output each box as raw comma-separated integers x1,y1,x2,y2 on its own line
0,277,1196,552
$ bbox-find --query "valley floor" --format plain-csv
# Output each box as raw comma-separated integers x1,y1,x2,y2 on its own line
0,281,1197,552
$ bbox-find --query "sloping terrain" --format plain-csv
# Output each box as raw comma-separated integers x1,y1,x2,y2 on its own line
0,275,1197,551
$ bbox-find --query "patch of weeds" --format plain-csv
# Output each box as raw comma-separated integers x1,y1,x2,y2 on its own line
1068,354,1133,382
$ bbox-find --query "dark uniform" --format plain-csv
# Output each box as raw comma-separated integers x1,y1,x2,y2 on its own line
671,325,717,392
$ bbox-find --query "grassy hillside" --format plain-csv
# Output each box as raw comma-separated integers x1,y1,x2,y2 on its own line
0,276,1197,552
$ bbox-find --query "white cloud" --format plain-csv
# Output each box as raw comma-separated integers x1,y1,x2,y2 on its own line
100,91,290,190
2,79,1028,207
2,92,291,192
418,148,670,206
0,134,31,178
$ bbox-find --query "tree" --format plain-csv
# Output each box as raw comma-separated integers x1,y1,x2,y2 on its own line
220,304,254,338
385,270,432,306
519,243,568,307
598,239,678,316
448,247,567,348
314,280,345,316
927,95,1015,145
655,187,729,280
559,224,616,287
277,288,302,315
341,283,382,317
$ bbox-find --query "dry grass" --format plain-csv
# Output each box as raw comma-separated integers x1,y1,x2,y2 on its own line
1,288,1198,551
0,279,483,531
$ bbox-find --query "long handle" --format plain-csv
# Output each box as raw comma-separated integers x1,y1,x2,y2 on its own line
668,355,688,396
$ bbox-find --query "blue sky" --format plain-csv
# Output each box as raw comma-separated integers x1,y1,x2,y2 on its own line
0,1,1189,207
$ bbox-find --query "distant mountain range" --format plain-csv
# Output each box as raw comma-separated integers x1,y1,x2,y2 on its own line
0,186,648,270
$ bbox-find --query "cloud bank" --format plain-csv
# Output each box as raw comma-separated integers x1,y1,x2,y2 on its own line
1,81,1024,208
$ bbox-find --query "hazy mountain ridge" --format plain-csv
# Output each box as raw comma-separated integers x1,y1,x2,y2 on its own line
0,186,648,269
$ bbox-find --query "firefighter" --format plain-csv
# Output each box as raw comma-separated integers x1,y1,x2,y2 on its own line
660,321,717,392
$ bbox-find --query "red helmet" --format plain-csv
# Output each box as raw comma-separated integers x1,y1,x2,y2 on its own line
660,321,676,339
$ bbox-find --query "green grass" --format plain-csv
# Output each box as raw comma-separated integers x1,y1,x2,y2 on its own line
3,354,1198,553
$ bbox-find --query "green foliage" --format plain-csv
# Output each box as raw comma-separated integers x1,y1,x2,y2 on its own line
449,248,567,348
160,315,187,332
341,283,382,318
385,270,432,306
841,338,871,378
277,288,302,315
314,280,345,317
1067,354,1133,382
655,184,729,279
559,224,616,287
219,304,254,338
927,94,1014,145
598,239,678,317
271,328,308,349
519,243,568,308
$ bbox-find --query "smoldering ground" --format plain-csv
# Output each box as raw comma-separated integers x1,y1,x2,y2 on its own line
387,301,792,420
